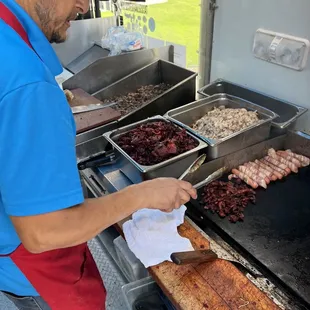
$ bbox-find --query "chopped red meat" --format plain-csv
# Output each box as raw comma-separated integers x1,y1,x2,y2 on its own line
117,121,198,165
200,179,256,223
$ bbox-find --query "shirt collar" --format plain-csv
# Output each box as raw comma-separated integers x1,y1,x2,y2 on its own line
1,0,63,77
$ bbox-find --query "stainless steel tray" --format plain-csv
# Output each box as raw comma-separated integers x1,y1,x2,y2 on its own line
94,60,197,128
103,116,207,183
198,79,307,132
165,94,278,159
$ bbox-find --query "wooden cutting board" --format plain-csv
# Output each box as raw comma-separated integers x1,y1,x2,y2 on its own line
68,88,121,133
116,218,281,310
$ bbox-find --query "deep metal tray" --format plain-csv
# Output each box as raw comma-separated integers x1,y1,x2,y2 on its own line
103,116,207,184
165,94,278,159
198,79,307,132
93,60,197,128
63,46,174,95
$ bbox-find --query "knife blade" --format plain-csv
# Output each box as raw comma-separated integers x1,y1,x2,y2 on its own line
71,102,118,114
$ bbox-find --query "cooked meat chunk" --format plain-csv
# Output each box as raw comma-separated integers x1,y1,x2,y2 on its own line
103,84,171,116
192,106,260,140
200,180,256,223
117,121,198,165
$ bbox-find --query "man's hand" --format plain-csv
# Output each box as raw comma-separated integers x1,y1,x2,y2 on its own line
10,178,197,253
136,178,197,212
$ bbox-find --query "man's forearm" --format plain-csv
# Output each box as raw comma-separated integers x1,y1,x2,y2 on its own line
11,184,143,253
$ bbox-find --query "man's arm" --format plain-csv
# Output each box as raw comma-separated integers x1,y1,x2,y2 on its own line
11,178,196,253
11,184,141,253
1,82,196,254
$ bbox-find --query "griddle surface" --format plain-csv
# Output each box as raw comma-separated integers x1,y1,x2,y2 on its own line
190,167,310,306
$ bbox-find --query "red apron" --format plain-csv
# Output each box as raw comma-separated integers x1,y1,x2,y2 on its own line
0,3,106,309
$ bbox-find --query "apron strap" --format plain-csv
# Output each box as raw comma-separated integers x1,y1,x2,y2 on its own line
0,2,33,49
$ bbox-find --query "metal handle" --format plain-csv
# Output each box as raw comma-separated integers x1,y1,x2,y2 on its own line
78,154,115,170
171,250,218,265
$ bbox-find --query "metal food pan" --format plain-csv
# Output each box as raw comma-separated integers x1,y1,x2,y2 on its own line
103,116,207,184
198,79,307,133
165,94,278,159
94,60,197,128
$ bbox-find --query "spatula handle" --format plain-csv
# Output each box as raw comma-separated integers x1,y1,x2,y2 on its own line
171,250,218,265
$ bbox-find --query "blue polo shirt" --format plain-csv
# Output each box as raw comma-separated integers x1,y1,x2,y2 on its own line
0,0,84,296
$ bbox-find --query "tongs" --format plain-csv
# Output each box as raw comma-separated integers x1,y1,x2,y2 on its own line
77,151,116,170
178,154,207,180
193,166,227,189
178,154,227,189
175,160,262,279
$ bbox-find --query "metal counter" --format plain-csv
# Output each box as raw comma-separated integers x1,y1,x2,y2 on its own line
80,151,305,310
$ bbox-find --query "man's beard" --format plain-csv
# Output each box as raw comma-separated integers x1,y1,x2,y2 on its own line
50,31,66,44
35,0,67,44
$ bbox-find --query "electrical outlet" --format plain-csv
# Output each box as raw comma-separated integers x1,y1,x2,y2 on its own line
253,28,310,71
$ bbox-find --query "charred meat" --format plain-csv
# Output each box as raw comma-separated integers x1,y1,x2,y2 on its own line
200,180,256,223
117,121,198,165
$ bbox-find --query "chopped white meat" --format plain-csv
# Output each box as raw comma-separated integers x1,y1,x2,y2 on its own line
192,107,260,140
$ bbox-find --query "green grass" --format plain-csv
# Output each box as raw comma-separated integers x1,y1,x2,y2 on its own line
146,0,200,68
101,0,200,69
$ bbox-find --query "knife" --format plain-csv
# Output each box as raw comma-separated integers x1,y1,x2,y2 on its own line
171,248,263,279
71,102,118,114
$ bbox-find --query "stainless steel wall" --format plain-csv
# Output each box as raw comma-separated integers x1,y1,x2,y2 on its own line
53,17,116,67
209,0,310,134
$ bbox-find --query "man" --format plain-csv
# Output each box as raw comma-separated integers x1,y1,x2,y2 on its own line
0,0,197,309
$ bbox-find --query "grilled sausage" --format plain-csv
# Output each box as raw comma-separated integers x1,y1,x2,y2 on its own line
239,165,267,189
231,169,259,189
277,151,301,168
255,159,281,180
268,149,298,173
264,156,290,176
286,149,310,167
244,162,270,184
261,159,287,177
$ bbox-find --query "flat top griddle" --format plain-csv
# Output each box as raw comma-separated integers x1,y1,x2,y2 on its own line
188,167,310,307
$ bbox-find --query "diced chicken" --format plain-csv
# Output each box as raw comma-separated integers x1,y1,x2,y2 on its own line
192,107,260,140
